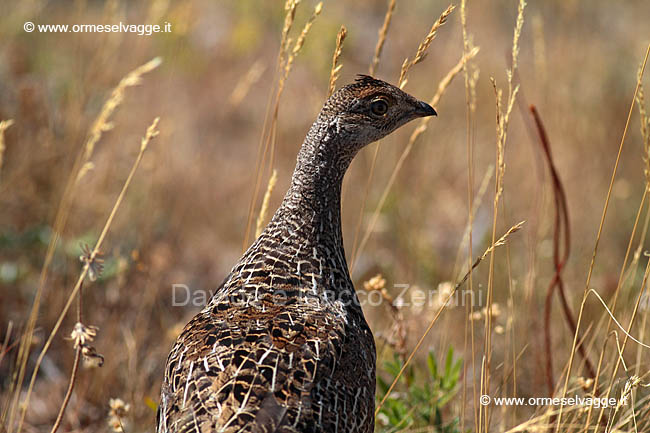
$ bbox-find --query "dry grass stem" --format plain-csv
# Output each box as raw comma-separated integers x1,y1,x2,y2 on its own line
586,288,650,350
83,57,162,163
279,0,300,69
328,26,347,97
15,118,160,432
255,169,278,238
481,3,525,431
375,221,525,417
398,4,455,88
369,0,397,76
242,0,300,251
636,69,650,187
453,165,494,279
243,1,322,251
455,221,526,290
229,61,266,107
584,174,649,427
556,43,650,431
8,58,160,433
592,252,650,427
283,2,322,82
349,0,402,266
460,2,480,428
0,119,14,177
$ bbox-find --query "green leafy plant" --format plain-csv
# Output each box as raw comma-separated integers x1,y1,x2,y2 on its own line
377,347,463,432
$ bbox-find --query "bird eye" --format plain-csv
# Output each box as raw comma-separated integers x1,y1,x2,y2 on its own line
370,99,389,116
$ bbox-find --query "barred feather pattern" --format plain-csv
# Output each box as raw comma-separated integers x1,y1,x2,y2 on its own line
158,76,436,432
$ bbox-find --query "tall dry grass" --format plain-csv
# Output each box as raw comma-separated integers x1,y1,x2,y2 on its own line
1,1,650,432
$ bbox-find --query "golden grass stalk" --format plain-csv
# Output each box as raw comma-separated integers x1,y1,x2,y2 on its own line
374,220,525,416
398,4,455,89
243,1,322,251
584,171,649,429
555,43,650,431
369,0,396,76
481,3,525,431
83,57,162,163
229,60,266,107
283,2,322,84
455,221,526,289
17,118,160,433
279,0,300,69
0,119,14,178
8,58,160,433
577,74,650,430
242,0,300,251
460,2,480,427
453,166,493,278
460,0,479,114
591,252,650,428
328,26,347,98
349,0,399,265
636,68,650,187
255,169,278,238
352,47,479,271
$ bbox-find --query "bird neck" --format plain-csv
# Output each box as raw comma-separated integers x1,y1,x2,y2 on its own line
280,124,352,247
261,120,355,275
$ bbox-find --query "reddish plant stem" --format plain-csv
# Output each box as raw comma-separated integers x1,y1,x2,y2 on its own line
530,105,596,397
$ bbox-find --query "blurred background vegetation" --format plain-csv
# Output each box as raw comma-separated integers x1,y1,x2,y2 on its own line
1,0,650,431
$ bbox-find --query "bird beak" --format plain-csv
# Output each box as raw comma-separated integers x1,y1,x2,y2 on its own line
414,100,437,117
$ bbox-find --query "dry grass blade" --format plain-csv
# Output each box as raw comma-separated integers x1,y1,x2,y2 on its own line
242,0,300,251
481,3,525,431
50,347,81,433
398,4,455,88
349,0,398,266
255,169,278,238
8,58,161,433
328,26,347,97
279,0,300,68
453,165,494,279
229,61,266,107
592,254,650,428
582,72,650,429
243,1,323,251
369,0,397,76
455,221,526,289
16,118,160,432
283,2,322,82
83,57,162,163
586,288,650,350
555,42,650,431
0,119,14,178
637,67,650,187
460,2,480,428
374,221,525,417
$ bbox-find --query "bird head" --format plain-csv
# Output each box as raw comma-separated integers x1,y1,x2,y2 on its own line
320,75,437,148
